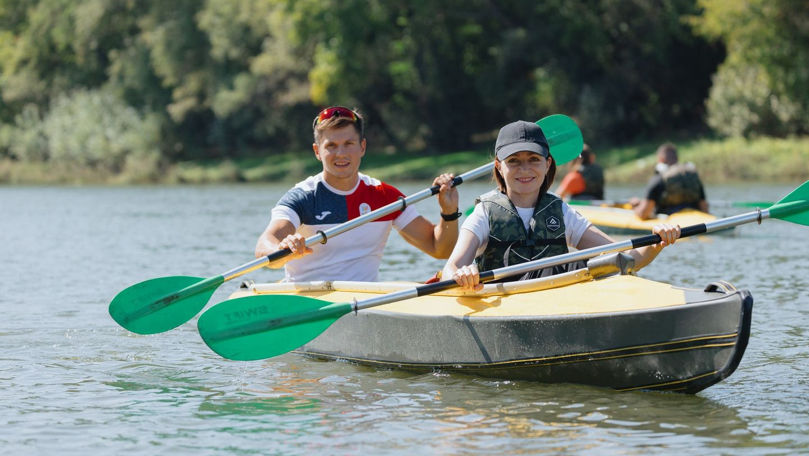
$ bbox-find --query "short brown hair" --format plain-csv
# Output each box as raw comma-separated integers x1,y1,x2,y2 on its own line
656,142,678,165
313,107,364,142
579,144,594,165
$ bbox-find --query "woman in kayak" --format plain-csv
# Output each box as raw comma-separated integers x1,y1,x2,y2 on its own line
442,120,681,291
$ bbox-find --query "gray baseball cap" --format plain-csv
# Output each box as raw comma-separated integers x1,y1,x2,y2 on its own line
495,120,550,161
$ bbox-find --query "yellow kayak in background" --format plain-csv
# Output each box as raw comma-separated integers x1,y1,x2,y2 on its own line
572,203,722,235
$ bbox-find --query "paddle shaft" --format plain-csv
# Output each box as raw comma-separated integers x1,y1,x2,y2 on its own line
347,205,797,313
217,162,494,282
567,199,773,208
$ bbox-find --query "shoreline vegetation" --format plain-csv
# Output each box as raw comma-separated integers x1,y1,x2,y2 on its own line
1,135,807,186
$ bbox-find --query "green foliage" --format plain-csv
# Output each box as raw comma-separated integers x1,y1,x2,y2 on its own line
0,0,137,104
279,0,724,148
2,104,48,162
705,64,802,137
570,0,725,141
0,0,807,183
692,0,809,137
4,89,162,180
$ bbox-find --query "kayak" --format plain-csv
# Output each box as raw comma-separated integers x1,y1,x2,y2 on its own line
230,253,752,393
572,204,723,235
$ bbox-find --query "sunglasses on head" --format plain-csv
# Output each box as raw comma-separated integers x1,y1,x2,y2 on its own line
312,106,359,128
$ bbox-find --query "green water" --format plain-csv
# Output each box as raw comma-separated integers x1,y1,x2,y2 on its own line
1,182,808,454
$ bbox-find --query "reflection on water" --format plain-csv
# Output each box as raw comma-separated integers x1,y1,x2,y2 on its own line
197,396,320,417
1,183,808,454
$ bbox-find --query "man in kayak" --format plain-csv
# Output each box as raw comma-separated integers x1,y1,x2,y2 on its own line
631,143,709,220
255,106,461,282
442,120,680,290
554,144,604,201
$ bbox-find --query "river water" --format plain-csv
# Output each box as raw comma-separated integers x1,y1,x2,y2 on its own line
2,180,808,455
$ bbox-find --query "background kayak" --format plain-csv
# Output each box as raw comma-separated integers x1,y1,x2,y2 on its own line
572,205,724,236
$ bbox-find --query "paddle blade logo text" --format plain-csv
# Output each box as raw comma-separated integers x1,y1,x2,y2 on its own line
223,304,269,324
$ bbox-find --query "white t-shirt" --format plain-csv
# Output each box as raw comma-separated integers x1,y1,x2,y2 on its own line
461,197,591,257
270,173,419,282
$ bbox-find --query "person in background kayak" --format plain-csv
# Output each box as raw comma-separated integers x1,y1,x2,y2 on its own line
630,142,709,220
255,106,461,282
554,144,604,201
442,120,680,291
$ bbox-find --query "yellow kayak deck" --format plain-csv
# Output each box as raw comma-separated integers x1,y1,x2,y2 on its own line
236,274,690,318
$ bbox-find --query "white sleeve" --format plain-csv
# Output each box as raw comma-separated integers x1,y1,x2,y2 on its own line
460,204,489,256
270,205,301,229
563,202,592,247
392,206,420,231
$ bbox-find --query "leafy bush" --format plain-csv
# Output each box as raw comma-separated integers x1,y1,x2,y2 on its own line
44,89,162,171
4,104,49,162
693,0,809,138
706,63,804,137
4,89,163,180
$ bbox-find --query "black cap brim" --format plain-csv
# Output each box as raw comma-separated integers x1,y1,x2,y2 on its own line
496,142,550,161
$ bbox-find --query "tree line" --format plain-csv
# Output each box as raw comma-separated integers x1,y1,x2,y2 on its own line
1,0,807,180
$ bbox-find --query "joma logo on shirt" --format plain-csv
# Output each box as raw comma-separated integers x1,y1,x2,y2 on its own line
315,211,331,221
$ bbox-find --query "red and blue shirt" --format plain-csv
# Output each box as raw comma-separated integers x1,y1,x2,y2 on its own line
270,173,419,282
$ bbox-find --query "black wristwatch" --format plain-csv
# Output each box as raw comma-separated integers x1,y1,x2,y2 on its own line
440,210,462,221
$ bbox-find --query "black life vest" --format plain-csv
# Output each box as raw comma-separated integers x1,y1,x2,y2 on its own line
474,190,581,280
574,163,605,200
658,163,703,213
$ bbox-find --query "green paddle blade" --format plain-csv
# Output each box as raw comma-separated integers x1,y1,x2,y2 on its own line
198,295,352,361
109,275,222,335
769,180,809,225
537,114,583,166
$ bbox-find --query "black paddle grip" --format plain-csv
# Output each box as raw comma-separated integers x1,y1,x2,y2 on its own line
429,176,464,195
266,248,293,263
681,224,708,238
631,224,707,248
416,270,495,297
417,278,458,296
